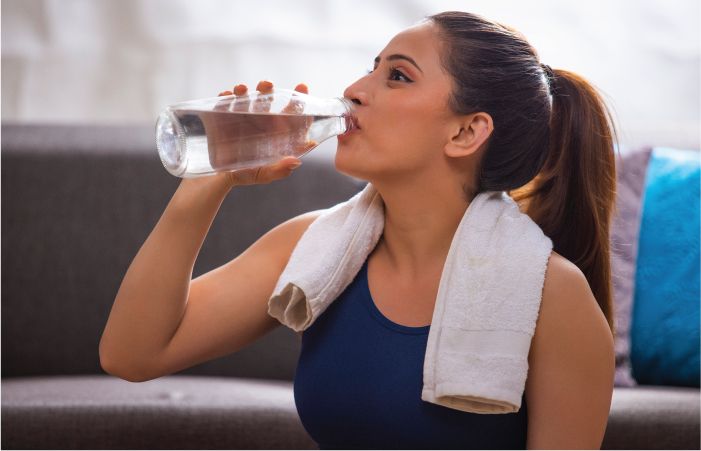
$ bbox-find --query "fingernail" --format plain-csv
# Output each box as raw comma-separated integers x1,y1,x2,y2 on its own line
256,80,273,93
290,161,302,169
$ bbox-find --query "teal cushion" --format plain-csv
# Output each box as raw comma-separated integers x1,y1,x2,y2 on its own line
630,147,700,387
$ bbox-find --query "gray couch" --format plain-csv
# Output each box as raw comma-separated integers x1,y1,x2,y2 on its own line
1,123,699,450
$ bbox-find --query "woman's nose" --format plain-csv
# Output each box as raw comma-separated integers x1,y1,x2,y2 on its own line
343,81,368,106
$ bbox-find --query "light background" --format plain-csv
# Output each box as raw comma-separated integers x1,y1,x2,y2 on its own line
2,0,700,152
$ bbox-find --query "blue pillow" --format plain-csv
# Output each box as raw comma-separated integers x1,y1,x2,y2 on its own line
630,147,700,387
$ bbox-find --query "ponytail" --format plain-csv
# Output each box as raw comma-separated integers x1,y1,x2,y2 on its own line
509,69,619,337
429,11,618,337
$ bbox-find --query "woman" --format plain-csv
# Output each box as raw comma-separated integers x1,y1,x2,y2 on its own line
100,11,616,450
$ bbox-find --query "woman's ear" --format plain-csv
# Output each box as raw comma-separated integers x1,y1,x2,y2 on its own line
444,112,493,158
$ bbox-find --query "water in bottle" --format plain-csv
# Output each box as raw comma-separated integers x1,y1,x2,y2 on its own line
156,89,356,178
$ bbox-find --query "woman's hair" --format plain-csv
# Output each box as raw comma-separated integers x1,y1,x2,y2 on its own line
428,11,618,337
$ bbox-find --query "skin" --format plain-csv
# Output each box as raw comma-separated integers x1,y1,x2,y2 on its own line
336,20,615,449
336,20,493,279
215,22,614,448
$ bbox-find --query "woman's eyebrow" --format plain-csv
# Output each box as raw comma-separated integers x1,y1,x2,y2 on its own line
374,54,423,74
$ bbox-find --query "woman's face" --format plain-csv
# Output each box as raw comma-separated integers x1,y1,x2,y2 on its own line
336,21,458,182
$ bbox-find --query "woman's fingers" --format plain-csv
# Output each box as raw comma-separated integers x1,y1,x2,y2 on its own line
217,81,307,114
252,80,274,113
262,155,303,181
299,82,314,132
209,80,310,176
229,156,302,186
232,84,250,112
214,84,250,113
213,90,234,112
256,80,274,93
277,82,311,154
281,83,309,115
293,140,317,155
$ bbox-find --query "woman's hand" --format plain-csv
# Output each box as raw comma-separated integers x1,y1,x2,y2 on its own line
202,80,312,190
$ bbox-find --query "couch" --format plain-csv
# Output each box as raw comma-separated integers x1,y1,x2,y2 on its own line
2,123,699,450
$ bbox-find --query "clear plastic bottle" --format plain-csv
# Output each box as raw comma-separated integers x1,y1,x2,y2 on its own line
155,88,356,178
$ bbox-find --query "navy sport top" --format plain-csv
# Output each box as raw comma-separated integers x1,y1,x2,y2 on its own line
294,257,528,450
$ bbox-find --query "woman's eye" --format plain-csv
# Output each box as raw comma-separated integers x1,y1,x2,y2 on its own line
389,68,411,82
365,67,412,83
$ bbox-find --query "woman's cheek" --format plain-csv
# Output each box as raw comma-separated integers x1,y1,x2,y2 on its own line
381,112,418,143
379,134,428,168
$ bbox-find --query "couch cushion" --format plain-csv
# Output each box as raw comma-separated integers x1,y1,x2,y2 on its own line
631,147,700,387
610,147,653,387
603,385,700,450
3,376,699,450
1,375,318,450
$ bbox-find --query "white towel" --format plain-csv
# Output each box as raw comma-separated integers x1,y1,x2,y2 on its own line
268,182,553,414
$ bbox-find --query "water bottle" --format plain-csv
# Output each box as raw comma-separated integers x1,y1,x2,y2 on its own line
155,88,356,178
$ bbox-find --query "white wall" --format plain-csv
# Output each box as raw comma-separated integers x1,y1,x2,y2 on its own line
2,0,699,151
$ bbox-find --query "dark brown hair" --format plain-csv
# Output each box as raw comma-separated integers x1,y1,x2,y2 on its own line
429,11,618,337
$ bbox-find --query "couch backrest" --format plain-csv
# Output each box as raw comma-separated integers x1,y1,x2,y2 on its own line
1,123,365,381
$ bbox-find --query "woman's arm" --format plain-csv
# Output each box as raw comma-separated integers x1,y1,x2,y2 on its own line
525,252,616,450
99,177,233,378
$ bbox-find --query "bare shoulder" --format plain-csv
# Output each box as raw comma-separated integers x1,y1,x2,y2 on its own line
538,251,608,329
544,251,581,283
534,250,612,348
282,209,326,237
525,251,615,449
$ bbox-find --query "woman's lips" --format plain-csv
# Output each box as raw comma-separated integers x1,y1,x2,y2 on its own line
338,128,357,140
339,116,361,139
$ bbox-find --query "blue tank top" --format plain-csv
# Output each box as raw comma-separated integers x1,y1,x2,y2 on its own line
294,257,528,450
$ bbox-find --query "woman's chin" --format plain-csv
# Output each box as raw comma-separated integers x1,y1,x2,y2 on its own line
334,146,369,179
336,138,356,151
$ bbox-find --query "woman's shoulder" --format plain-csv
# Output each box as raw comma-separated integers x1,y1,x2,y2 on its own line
525,251,615,448
281,209,326,240
530,249,613,369
545,251,581,281
540,251,595,313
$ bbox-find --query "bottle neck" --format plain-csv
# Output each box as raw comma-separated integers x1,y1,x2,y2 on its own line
337,97,355,133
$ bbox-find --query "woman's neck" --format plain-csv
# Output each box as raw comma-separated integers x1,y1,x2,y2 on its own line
372,180,473,279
